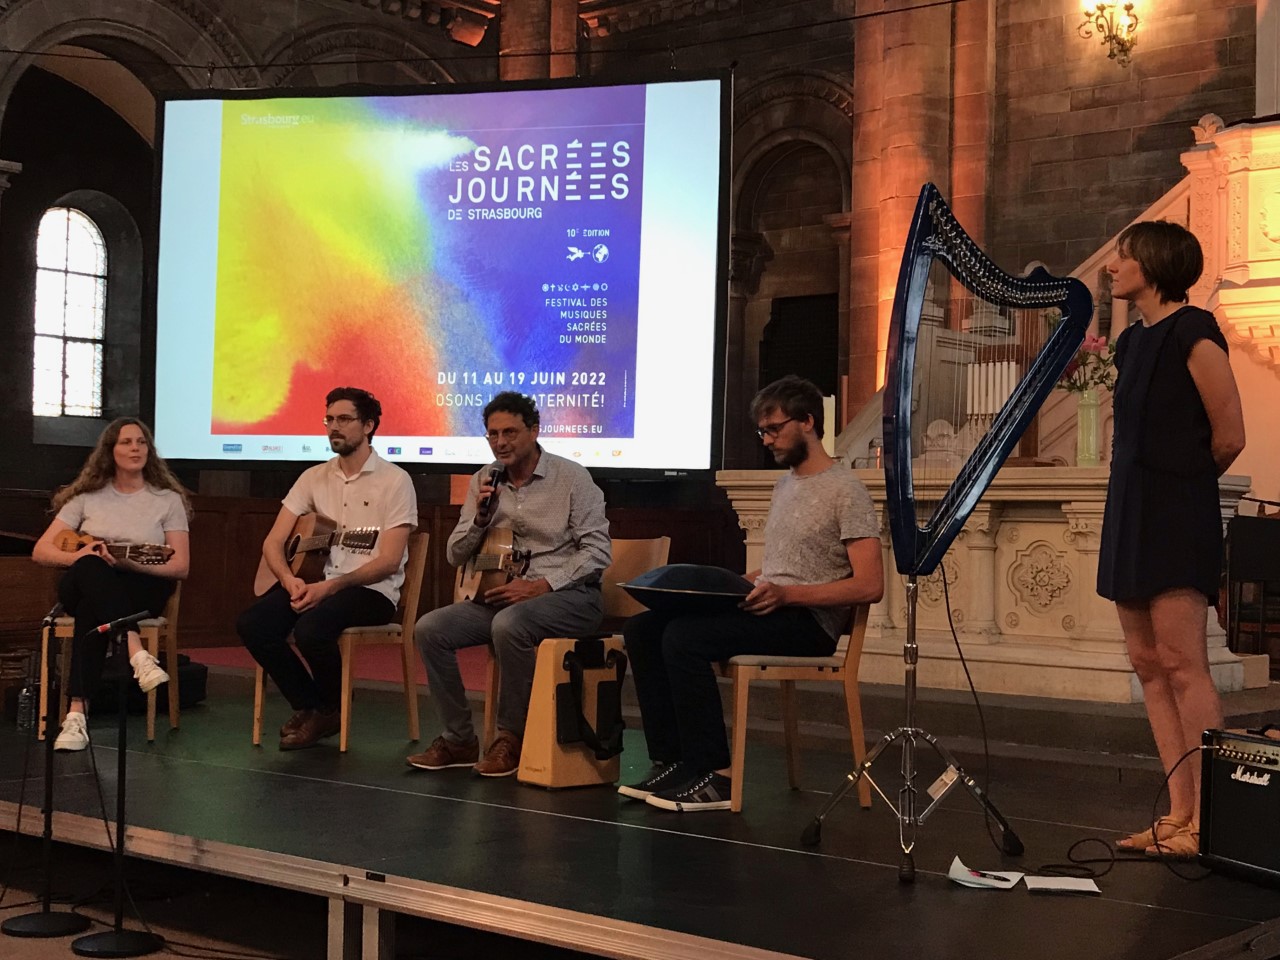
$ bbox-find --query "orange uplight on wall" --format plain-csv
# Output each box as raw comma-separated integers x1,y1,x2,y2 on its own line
1078,2,1139,66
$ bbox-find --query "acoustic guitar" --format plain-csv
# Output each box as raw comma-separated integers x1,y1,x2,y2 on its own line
253,513,380,596
455,526,530,602
54,529,173,565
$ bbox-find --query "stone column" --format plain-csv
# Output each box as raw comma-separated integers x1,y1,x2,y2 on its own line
724,233,772,468
958,503,1002,637
1060,500,1123,642
498,0,576,80
0,160,22,220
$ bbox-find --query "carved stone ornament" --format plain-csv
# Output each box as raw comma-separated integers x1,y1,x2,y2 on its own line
1004,524,1021,544
919,555,959,606
1009,541,1072,612
1192,113,1225,145
1260,191,1280,245
1061,615,1077,631
1062,516,1098,546
1005,612,1020,628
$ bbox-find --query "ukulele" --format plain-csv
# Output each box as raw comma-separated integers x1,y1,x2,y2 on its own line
455,526,531,602
253,513,380,596
54,529,173,565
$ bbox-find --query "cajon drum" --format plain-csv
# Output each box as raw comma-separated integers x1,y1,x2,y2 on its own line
518,637,626,788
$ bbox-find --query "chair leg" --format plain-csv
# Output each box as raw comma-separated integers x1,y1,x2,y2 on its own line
844,673,871,809
482,647,499,748
165,630,180,731
400,636,419,742
252,666,265,746
730,671,749,814
781,680,800,790
340,640,354,753
145,628,158,743
58,639,71,727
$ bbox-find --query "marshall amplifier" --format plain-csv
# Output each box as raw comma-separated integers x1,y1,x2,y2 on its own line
1201,728,1280,885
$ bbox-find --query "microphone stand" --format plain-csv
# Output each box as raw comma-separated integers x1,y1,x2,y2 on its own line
0,612,91,939
71,625,162,958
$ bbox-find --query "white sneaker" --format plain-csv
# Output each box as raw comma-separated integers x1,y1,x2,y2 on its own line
54,712,89,752
130,650,169,694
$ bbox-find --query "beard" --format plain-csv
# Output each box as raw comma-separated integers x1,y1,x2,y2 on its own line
772,441,809,469
330,434,356,455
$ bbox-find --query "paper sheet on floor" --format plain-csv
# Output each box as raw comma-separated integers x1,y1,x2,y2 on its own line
947,856,1022,889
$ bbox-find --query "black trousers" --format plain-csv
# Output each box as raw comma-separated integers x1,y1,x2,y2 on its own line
236,584,396,713
58,556,175,700
623,606,834,773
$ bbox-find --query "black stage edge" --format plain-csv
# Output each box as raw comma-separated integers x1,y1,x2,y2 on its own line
2,672,1279,960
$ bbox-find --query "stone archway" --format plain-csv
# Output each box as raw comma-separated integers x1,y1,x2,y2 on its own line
260,22,458,88
0,0,259,128
723,70,853,467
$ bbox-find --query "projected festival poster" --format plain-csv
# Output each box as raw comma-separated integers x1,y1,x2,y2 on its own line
209,87,644,441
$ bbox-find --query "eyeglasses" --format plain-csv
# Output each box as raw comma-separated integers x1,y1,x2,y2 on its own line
486,427,526,443
755,417,795,440
322,415,362,428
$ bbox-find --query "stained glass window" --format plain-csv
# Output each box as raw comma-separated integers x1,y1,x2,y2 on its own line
32,208,106,417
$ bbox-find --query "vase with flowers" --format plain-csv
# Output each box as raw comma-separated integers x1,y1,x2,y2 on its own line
1057,333,1116,466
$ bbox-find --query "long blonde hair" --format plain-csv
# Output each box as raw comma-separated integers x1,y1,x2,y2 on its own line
51,417,193,518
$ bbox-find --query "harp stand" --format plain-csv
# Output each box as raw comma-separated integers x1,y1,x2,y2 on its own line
800,577,1023,882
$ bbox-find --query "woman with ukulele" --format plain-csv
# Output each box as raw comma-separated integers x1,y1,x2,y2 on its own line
32,418,191,751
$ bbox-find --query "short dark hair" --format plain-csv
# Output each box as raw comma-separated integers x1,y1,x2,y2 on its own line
1116,221,1204,305
749,375,825,439
484,391,540,429
325,386,382,439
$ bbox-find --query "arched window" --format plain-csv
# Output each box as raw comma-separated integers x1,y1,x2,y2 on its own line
32,207,107,417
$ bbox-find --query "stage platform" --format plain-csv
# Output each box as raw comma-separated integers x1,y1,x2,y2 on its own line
2,672,1279,960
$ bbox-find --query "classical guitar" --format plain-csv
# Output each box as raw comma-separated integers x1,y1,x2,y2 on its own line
455,526,531,602
54,529,173,565
253,513,380,596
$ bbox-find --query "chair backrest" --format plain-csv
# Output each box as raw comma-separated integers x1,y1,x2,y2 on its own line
601,537,672,620
396,532,431,632
833,604,871,670
161,581,182,626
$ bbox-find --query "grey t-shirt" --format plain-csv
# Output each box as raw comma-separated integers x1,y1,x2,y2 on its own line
760,462,880,639
57,484,189,545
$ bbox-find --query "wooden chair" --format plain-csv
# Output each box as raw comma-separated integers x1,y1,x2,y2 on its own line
251,531,429,752
481,536,672,748
716,604,872,813
38,582,183,743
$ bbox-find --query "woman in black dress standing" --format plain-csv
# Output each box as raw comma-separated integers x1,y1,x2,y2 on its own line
1098,221,1245,858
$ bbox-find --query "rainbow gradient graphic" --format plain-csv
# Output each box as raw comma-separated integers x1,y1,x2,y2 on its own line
210,88,646,438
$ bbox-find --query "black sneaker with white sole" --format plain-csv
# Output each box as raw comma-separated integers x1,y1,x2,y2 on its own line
617,761,687,800
644,770,732,812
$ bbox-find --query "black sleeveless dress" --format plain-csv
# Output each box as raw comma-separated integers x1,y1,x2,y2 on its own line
1096,306,1228,602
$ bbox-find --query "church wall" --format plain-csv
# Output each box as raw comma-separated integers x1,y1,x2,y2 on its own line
991,1,1255,274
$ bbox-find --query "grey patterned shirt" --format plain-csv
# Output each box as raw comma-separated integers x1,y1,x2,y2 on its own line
760,462,880,638
447,447,611,591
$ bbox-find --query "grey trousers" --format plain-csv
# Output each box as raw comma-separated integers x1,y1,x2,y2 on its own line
413,582,603,744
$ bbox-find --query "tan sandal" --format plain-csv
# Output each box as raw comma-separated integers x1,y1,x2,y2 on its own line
1116,815,1187,851
1146,823,1200,860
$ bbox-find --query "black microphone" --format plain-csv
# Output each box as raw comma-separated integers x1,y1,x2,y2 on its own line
94,610,152,635
42,602,64,626
478,466,504,515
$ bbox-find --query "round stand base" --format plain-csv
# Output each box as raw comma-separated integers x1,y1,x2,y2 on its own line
72,929,164,958
2,910,92,938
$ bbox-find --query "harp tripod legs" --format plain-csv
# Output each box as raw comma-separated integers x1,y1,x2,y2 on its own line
799,578,1024,881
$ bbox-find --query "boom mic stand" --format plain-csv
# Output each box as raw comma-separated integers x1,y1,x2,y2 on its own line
1,608,91,939
801,576,1024,883
71,625,162,958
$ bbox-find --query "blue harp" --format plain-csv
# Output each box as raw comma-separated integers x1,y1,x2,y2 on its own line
883,183,1094,577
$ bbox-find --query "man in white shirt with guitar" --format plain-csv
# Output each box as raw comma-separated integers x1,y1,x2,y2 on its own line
409,391,611,778
237,387,417,750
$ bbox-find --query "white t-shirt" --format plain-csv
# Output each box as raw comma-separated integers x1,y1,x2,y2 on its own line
57,484,189,545
282,450,418,606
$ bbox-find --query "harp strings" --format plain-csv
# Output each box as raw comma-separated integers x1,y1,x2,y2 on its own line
910,258,1050,543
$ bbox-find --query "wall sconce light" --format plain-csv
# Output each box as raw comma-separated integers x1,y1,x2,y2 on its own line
1078,2,1139,66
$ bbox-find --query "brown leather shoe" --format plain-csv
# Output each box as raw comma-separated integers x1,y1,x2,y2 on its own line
280,710,311,738
406,736,480,771
279,708,340,751
473,731,521,777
